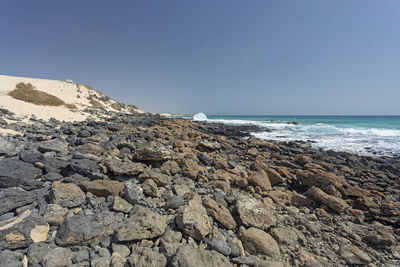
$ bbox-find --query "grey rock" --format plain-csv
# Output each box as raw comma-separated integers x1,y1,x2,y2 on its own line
56,212,123,246
19,150,44,164
171,244,231,267
27,242,58,266
0,187,48,215
112,196,133,213
78,130,91,138
0,137,22,157
123,181,143,205
38,139,68,153
0,212,14,221
42,247,74,267
42,172,63,182
44,204,69,225
0,158,42,190
205,238,231,256
0,210,49,249
112,243,130,257
129,248,167,267
0,250,22,267
70,159,99,178
116,206,167,242
164,196,185,210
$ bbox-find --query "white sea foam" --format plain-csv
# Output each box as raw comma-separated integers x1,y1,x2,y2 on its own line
193,112,208,121
193,116,400,156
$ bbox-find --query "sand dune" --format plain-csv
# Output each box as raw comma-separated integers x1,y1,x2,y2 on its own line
0,75,142,122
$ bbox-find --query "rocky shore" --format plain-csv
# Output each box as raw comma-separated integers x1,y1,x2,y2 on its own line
0,108,399,267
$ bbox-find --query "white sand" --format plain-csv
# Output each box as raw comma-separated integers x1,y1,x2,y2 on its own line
0,75,143,123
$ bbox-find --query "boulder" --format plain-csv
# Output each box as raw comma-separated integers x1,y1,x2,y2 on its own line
202,196,236,230
0,137,23,157
129,248,167,267
27,242,58,266
270,226,305,247
70,158,99,178
265,168,286,185
81,180,123,197
116,206,167,241
0,187,48,216
44,204,69,225
308,186,349,213
340,245,372,265
138,169,169,186
56,212,123,246
0,210,49,249
176,195,212,241
123,181,143,204
50,181,86,208
133,147,172,161
247,170,271,191
241,227,280,257
236,197,276,229
38,139,68,153
171,245,231,267
112,196,133,213
0,158,42,190
0,250,22,267
105,158,145,176
42,247,74,267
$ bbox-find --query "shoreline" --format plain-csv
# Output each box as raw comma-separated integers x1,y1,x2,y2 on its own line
0,110,399,266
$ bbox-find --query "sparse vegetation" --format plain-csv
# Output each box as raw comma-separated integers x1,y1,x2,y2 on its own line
111,102,122,111
85,84,103,96
65,103,78,110
89,99,103,108
127,104,139,112
8,82,66,106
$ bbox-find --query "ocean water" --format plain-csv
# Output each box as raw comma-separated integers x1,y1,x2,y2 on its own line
191,113,400,157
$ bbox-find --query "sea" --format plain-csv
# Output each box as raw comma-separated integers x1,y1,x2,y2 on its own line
189,113,400,157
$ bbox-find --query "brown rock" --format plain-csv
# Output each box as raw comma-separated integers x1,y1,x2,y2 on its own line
265,168,286,185
112,196,133,213
116,207,167,241
134,147,173,161
270,226,305,247
340,245,372,265
105,158,145,176
51,181,86,208
236,197,276,229
139,169,168,186
202,196,236,230
241,227,280,257
82,180,124,197
204,180,230,193
247,148,258,156
247,170,271,191
161,160,180,175
308,186,349,213
364,233,396,247
295,155,312,165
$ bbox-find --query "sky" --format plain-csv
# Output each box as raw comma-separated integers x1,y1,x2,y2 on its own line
1,1,399,115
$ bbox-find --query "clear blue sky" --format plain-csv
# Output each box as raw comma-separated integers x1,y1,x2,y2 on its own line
1,1,399,115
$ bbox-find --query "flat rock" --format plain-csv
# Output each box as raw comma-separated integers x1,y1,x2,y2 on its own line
241,227,280,257
236,197,276,229
176,195,212,241
0,187,48,216
112,196,133,213
50,181,86,208
0,210,49,249
340,245,372,265
105,158,145,176
56,212,123,246
171,244,231,267
116,206,167,241
70,158,99,178
0,158,42,190
38,139,68,153
133,147,173,161
81,179,123,197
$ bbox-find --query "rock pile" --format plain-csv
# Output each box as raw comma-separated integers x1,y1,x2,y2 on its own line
0,108,399,266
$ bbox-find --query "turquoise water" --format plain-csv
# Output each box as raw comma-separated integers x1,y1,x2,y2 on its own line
191,113,400,156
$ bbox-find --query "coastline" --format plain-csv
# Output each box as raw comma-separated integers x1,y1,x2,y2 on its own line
0,110,399,266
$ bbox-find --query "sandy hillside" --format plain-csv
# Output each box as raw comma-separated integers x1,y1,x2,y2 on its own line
0,75,142,122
